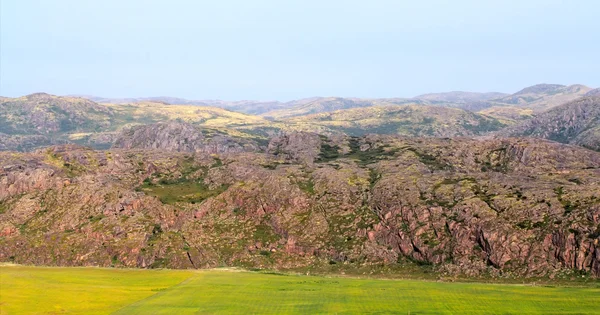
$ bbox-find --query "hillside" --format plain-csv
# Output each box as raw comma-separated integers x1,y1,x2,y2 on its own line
500,97,600,151
477,106,534,124
285,105,507,137
0,93,113,135
0,93,115,150
1,135,599,278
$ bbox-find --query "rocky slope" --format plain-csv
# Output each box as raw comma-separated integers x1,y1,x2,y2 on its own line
500,97,600,151
112,122,261,153
1,134,599,278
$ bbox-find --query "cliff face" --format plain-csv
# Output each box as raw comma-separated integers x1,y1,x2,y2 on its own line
1,135,599,278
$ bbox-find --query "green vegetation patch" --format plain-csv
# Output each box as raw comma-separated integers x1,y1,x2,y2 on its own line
406,147,451,171
139,180,229,205
0,200,7,214
0,266,192,315
297,178,316,195
344,137,400,166
3,266,598,314
138,159,229,205
316,142,341,162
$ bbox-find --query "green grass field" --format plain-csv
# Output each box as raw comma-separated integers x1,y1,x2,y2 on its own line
1,266,599,314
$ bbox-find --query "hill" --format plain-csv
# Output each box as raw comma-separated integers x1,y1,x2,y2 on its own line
500,97,600,151
0,93,113,135
0,93,114,150
0,94,277,151
112,121,262,153
285,105,507,137
1,135,599,278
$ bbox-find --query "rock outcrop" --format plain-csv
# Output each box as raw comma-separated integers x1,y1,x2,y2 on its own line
1,135,599,278
112,122,260,154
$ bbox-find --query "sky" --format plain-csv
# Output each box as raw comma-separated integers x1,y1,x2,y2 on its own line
1,0,599,101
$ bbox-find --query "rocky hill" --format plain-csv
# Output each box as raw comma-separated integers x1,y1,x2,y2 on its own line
112,122,261,153
0,93,114,134
500,97,600,151
1,134,599,278
284,105,507,137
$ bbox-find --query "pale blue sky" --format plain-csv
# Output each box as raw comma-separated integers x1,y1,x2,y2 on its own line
1,0,598,100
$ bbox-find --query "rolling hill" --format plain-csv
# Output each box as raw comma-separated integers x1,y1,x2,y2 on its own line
284,105,507,137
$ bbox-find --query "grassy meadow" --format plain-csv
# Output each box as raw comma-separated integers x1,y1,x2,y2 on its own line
1,265,599,314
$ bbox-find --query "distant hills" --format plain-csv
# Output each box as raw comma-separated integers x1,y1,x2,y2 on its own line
72,83,592,118
414,91,508,103
2,82,599,152
262,98,422,119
